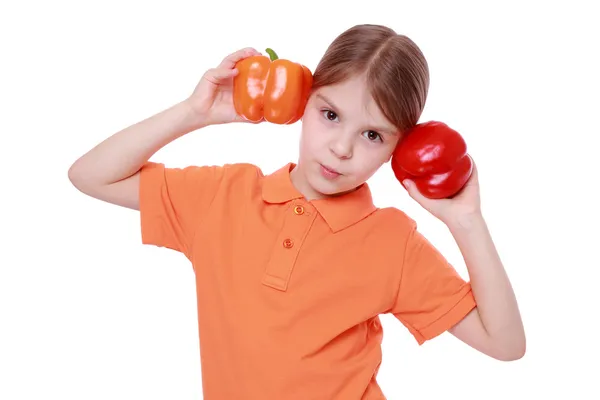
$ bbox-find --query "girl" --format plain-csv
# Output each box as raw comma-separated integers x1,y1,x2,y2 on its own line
69,24,525,399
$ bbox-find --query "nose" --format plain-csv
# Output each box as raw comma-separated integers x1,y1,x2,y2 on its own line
329,133,353,159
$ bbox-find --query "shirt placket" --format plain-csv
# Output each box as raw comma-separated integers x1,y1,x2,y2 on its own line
262,202,317,291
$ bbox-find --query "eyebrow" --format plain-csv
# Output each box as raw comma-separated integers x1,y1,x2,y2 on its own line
315,93,398,136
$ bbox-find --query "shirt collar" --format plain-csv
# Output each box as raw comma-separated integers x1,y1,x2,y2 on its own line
261,162,377,232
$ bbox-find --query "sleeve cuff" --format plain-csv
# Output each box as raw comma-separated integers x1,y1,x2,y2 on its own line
413,284,477,345
139,162,169,248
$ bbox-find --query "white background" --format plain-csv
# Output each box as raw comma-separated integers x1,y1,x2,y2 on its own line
1,0,599,399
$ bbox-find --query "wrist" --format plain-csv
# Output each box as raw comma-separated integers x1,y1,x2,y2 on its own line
445,211,485,233
180,98,212,130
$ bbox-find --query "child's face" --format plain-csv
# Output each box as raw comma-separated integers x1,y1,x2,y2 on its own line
293,74,401,199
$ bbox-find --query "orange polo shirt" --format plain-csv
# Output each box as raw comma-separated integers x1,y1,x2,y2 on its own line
139,161,476,399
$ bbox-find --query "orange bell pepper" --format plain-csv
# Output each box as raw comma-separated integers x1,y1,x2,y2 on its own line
233,48,313,124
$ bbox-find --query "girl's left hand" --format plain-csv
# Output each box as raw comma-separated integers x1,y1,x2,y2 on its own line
403,159,482,226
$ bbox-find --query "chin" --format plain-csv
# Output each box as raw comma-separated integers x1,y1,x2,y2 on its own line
309,173,356,197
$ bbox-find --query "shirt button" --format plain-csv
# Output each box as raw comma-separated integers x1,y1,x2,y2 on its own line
294,205,304,215
283,238,294,248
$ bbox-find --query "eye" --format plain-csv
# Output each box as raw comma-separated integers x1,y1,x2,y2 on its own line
321,109,338,122
363,130,383,142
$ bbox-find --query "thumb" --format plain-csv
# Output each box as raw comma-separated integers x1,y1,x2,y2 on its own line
403,179,427,202
203,67,238,84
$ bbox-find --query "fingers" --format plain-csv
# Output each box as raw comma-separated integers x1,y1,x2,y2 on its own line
217,47,262,70
201,67,239,85
403,179,430,205
209,67,239,79
469,155,477,174
202,47,262,84
402,179,419,199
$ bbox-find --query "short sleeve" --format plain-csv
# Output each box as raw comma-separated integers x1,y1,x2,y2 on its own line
138,161,226,258
391,223,476,345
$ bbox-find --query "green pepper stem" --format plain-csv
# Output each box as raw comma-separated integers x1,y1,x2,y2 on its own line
265,48,278,61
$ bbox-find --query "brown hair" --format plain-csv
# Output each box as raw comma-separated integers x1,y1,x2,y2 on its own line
312,24,430,134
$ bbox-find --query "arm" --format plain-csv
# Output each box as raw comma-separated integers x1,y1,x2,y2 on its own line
68,100,205,210
447,213,526,361
401,162,525,361
68,47,262,211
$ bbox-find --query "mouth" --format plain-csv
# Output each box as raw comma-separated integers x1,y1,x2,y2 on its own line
319,163,342,177
321,163,341,174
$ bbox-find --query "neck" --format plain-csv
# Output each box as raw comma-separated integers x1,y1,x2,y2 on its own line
289,163,324,201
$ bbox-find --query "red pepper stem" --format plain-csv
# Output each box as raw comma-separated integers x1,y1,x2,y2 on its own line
265,48,279,61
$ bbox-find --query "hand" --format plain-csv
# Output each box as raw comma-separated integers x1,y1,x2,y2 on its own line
185,47,262,126
403,159,482,226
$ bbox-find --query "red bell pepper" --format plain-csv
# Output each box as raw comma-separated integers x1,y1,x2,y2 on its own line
391,121,473,199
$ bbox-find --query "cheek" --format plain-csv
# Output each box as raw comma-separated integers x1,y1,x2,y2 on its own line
355,144,395,171
300,130,324,154
300,113,327,149
301,108,320,130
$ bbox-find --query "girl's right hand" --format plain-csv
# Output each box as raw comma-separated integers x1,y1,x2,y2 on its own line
186,47,263,126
